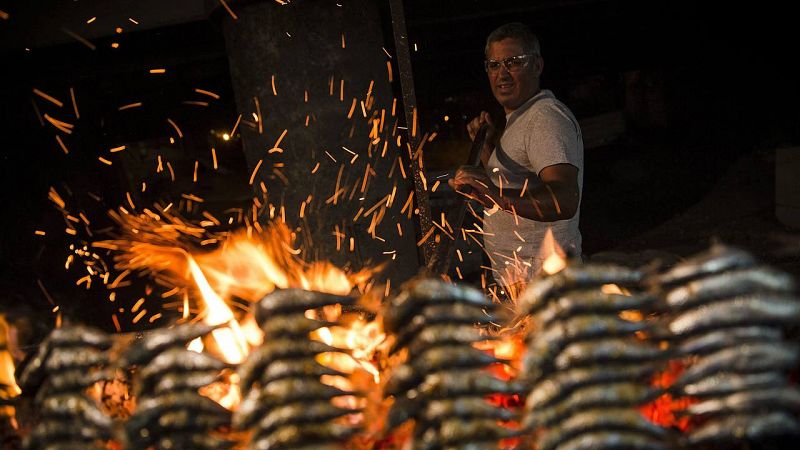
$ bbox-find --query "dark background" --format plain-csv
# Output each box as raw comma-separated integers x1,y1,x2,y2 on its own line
1,0,798,331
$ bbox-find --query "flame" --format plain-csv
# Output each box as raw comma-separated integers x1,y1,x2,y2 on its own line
313,316,385,384
601,283,628,295
1,315,21,425
185,229,375,409
341,320,385,378
191,229,291,302
306,308,386,426
488,227,567,303
311,319,383,424
91,202,385,414
297,262,355,295
540,228,566,275
304,301,386,386
187,337,204,353
0,316,20,397
187,257,248,364
103,218,377,410
475,330,526,382
475,332,526,449
488,335,525,371
239,314,265,347
199,373,241,411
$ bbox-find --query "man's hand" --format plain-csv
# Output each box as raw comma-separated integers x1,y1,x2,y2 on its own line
448,166,503,210
467,111,496,141
467,111,497,166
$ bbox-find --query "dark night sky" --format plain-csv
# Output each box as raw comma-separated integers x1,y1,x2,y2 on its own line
1,0,798,328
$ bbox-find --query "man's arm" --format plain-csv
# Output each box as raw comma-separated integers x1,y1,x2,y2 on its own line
502,163,580,221
448,163,580,222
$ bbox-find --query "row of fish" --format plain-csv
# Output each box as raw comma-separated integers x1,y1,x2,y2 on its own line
18,324,114,450
233,288,362,450
383,279,524,449
9,243,800,449
518,263,676,450
122,322,234,450
651,244,800,448
517,244,800,449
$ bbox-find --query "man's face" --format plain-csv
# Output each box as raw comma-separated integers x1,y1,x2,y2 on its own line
486,38,541,114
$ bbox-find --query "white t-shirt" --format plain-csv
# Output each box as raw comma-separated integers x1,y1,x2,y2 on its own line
483,89,583,286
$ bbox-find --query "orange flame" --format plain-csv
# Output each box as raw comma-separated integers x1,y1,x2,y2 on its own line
105,219,379,409
1,315,21,430
0,316,20,398
540,228,566,275
187,257,249,364
313,318,385,383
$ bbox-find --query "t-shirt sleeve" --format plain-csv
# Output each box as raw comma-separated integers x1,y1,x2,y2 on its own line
524,103,581,175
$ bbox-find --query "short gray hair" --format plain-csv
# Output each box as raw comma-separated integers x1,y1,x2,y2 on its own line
485,22,541,58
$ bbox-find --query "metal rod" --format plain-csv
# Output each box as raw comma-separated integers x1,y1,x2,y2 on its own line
428,123,489,275
389,0,436,267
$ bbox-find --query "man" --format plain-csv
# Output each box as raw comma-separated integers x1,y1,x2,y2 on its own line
448,22,583,288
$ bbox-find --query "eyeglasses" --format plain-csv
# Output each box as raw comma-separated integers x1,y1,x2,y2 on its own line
484,54,537,73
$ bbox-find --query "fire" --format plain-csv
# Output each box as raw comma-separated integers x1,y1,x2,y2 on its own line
1,314,21,427
488,227,567,304
641,360,695,431
199,373,242,411
0,316,20,397
601,283,628,295
483,230,566,376
187,256,249,364
488,334,525,370
540,228,566,275
313,317,385,383
297,262,356,295
99,213,380,409
181,228,377,381
191,229,292,302
475,330,526,382
474,332,526,449
599,284,693,430
189,234,379,408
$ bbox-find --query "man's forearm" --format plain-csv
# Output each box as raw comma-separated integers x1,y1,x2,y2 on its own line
496,182,578,222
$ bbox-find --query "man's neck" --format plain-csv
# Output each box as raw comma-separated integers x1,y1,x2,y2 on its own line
504,88,543,115
503,88,543,115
